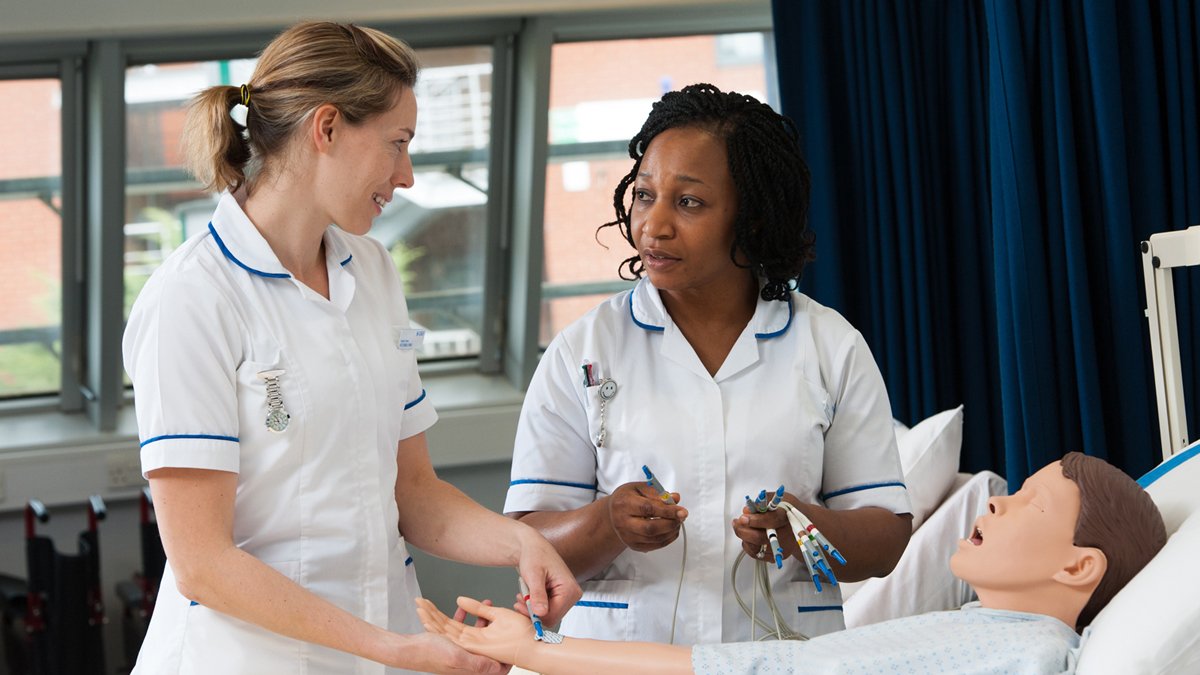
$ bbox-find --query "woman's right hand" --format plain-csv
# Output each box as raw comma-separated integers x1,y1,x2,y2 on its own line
606,481,688,553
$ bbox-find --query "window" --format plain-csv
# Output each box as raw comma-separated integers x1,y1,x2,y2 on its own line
0,6,776,431
123,45,494,361
540,33,772,345
0,78,63,399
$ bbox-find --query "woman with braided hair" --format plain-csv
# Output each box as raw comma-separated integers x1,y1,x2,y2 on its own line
505,83,913,644
123,20,578,674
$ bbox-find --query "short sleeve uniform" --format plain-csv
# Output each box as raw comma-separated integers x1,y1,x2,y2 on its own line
691,602,1082,674
504,279,910,644
123,193,436,674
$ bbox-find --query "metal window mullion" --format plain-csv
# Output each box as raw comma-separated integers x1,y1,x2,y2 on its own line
476,33,516,375
84,40,126,430
503,18,553,390
59,55,85,412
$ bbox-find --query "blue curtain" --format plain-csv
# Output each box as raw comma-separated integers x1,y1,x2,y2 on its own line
774,0,1200,487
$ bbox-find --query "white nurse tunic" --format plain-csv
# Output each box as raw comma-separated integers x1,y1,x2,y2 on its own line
504,278,910,645
123,193,437,674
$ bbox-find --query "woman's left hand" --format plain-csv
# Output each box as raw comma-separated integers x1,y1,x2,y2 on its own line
513,530,582,625
730,497,798,561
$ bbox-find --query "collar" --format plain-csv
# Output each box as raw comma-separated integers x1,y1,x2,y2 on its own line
627,277,793,340
208,192,355,278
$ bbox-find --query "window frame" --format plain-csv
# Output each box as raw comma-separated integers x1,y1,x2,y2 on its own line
508,7,776,386
0,44,88,415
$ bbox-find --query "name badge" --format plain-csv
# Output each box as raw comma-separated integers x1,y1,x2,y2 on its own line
394,327,426,350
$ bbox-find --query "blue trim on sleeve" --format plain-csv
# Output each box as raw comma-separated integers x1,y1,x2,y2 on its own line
403,389,427,410
796,605,843,613
339,254,353,267
820,481,907,501
576,600,628,609
404,556,414,567
208,222,291,279
754,295,794,339
628,291,664,332
1139,441,1200,488
509,478,598,490
140,433,239,448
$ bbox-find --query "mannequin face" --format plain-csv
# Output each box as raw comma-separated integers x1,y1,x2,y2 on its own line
950,461,1084,592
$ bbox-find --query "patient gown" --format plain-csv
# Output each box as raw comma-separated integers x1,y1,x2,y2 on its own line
691,602,1081,674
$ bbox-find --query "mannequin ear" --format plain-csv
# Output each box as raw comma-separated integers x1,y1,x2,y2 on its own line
1053,546,1107,589
310,103,339,151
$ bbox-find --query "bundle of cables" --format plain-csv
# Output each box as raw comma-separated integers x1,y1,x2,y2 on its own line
731,487,847,641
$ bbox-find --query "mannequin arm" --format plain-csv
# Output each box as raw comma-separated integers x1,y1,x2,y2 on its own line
417,597,694,675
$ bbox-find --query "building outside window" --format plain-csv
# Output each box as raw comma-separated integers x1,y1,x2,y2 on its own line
0,78,63,398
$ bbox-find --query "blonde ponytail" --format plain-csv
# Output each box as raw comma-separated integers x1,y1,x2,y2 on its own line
181,85,252,193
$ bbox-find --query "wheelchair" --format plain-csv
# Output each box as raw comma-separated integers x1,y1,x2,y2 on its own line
113,488,165,672
0,496,108,675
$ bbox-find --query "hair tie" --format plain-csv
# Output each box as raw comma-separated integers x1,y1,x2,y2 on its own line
239,83,252,107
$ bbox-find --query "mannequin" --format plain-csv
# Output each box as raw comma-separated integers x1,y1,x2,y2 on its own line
417,452,1166,674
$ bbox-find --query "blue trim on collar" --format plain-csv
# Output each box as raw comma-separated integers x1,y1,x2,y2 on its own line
1139,441,1200,488
404,556,414,567
208,222,291,279
339,254,353,267
403,389,427,410
754,295,794,340
628,290,665,332
509,478,598,490
820,481,907,501
140,433,238,447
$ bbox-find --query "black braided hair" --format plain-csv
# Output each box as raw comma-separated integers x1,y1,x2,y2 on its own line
599,83,814,301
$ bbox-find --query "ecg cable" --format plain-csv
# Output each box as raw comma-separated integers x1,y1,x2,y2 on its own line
731,485,848,641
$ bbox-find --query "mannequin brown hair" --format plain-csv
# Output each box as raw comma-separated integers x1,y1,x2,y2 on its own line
1060,451,1167,629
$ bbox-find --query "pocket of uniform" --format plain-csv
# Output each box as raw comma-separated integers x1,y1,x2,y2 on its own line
265,559,300,581
559,578,635,642
786,578,846,638
180,559,303,673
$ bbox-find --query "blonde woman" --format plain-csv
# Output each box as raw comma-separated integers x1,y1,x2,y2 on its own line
123,21,579,674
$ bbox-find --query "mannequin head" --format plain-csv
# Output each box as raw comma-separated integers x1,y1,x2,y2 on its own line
950,452,1166,630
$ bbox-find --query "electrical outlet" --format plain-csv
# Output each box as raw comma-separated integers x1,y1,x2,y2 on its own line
107,451,146,489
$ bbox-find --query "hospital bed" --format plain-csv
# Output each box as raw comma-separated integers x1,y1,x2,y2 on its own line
840,229,1200,672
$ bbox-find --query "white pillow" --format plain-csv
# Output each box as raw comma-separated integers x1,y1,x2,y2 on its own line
843,470,1006,626
897,406,964,530
1077,442,1200,674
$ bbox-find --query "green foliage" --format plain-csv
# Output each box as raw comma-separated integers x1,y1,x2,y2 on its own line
390,240,425,295
0,342,60,396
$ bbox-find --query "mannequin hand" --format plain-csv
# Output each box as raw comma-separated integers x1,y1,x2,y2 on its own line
512,529,582,625
418,596,534,669
607,481,688,553
731,495,800,561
